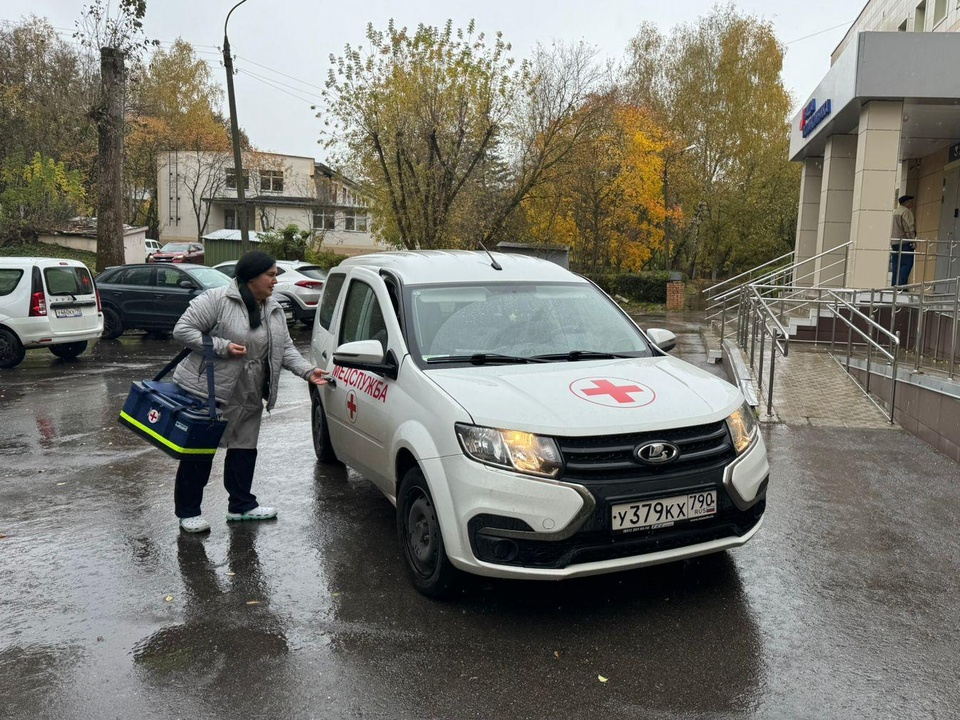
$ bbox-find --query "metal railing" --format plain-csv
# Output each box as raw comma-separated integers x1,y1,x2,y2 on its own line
733,284,902,423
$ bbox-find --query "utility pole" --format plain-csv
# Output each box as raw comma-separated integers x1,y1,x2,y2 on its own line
223,0,251,255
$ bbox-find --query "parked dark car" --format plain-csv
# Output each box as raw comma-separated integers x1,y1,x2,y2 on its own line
95,263,229,339
147,242,205,264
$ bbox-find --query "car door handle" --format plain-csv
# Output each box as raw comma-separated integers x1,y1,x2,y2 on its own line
325,376,336,388
321,351,328,359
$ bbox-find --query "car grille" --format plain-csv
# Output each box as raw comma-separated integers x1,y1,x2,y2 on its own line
556,420,736,483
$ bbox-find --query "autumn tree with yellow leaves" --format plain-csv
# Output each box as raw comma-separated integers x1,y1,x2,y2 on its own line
522,95,674,274
625,5,799,280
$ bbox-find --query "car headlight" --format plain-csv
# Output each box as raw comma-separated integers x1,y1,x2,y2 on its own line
726,402,758,454
455,423,562,478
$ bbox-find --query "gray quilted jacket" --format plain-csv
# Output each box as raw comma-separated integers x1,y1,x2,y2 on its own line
172,281,315,411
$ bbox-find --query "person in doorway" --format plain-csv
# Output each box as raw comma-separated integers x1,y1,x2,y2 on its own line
891,195,917,287
171,250,328,533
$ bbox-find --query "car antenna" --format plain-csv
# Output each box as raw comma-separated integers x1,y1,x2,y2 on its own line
478,242,502,271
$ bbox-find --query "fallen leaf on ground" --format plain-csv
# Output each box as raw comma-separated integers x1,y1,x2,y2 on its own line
164,595,174,602
554,651,561,658
598,675,609,683
246,600,261,605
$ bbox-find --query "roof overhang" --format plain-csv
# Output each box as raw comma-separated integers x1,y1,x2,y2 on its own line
790,32,960,161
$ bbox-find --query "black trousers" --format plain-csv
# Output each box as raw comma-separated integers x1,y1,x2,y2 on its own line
174,448,259,518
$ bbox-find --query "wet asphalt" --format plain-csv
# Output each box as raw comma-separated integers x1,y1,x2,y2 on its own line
0,320,958,720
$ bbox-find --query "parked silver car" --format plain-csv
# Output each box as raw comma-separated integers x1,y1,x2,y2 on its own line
214,259,326,326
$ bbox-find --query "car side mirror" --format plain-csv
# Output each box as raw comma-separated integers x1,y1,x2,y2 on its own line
179,280,198,289
333,339,398,380
646,328,677,353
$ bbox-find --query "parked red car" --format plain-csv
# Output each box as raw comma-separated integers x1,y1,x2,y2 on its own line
147,242,205,264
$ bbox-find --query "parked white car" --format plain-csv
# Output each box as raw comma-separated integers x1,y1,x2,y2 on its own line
144,239,161,260
0,257,103,369
214,259,326,326
309,251,769,597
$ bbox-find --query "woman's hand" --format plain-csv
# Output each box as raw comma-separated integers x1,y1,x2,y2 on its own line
227,343,247,357
308,368,329,386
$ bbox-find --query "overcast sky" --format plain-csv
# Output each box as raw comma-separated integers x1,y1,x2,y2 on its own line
2,0,866,161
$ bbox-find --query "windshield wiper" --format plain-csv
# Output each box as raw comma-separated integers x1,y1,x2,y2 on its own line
427,353,550,365
531,350,635,361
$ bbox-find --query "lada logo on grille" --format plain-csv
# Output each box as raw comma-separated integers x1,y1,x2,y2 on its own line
635,441,679,465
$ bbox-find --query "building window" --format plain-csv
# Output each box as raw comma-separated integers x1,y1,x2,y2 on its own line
225,168,250,190
313,209,336,230
224,208,237,229
932,0,946,25
260,169,284,192
344,209,368,233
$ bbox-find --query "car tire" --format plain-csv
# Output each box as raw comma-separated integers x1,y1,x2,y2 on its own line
310,387,339,463
397,467,459,599
101,307,124,340
49,341,88,360
0,328,25,369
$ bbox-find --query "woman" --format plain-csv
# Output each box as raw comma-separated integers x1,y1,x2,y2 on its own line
171,250,327,533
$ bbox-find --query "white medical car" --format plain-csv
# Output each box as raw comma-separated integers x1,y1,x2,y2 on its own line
309,251,768,597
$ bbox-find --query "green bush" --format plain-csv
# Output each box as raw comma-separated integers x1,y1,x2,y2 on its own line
579,271,672,303
305,246,347,271
618,272,672,303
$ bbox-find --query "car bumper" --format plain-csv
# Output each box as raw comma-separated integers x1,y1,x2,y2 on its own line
422,436,768,580
16,320,104,348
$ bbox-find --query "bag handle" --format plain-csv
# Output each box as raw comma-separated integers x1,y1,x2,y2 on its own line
152,335,219,419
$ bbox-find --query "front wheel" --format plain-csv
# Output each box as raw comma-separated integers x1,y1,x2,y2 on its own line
0,328,25,369
310,387,339,463
49,341,88,360
397,467,459,598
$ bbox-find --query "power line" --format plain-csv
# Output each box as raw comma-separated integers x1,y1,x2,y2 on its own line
235,55,327,94
784,21,853,45
236,68,321,107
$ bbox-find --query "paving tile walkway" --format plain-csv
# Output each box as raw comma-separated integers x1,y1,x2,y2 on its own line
746,346,896,429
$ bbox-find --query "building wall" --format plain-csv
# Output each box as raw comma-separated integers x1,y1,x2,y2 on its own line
834,0,960,62
157,151,381,257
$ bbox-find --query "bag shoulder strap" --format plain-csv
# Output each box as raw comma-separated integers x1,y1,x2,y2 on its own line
152,336,219,419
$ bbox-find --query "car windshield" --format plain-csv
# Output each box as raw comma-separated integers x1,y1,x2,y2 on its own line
410,282,653,363
190,268,231,288
160,243,193,252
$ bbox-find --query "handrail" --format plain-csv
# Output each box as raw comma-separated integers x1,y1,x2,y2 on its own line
703,250,794,297
707,241,852,309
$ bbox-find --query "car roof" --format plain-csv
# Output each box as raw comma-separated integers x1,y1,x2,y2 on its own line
101,262,210,271
338,251,581,286
0,257,88,268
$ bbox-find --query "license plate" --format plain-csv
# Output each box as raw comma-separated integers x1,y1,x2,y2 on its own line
285,311,294,321
611,490,717,533
54,307,82,318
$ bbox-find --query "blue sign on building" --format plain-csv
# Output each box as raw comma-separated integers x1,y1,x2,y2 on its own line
800,99,832,138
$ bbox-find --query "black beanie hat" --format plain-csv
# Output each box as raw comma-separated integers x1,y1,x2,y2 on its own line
235,250,276,282
235,250,275,329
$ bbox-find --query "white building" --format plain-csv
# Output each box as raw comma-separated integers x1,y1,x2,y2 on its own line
791,0,960,288
156,150,383,257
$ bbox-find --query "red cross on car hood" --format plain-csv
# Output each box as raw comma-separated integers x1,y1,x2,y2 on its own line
427,356,742,436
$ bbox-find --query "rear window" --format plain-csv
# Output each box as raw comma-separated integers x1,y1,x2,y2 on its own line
317,273,346,331
297,266,327,281
44,266,94,296
0,269,23,296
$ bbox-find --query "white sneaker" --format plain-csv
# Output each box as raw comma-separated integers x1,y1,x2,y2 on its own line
225,505,277,522
179,516,211,533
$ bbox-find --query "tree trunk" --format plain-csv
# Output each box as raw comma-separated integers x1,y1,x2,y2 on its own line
96,47,126,273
